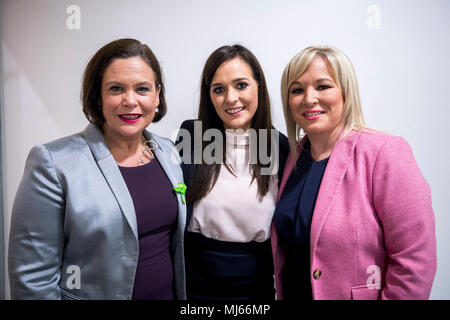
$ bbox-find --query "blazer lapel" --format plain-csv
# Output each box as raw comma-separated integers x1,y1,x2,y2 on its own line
144,131,179,194
82,124,139,240
309,130,360,255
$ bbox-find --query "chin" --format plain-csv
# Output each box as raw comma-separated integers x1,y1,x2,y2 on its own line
118,127,145,137
300,124,320,135
227,120,251,131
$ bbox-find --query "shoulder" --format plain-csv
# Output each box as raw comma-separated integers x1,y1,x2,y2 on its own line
340,129,416,170
22,132,89,183
348,129,411,156
27,132,87,162
175,119,197,148
43,132,86,150
273,130,289,161
277,131,289,151
178,119,196,140
180,119,196,131
273,130,290,180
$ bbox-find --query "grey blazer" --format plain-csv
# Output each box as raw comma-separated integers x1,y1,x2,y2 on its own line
9,124,187,299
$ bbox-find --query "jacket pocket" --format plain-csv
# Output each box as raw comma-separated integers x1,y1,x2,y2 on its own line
60,289,83,300
351,284,381,300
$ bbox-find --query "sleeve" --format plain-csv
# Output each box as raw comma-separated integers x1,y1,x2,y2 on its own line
8,145,65,299
175,119,195,185
372,136,436,300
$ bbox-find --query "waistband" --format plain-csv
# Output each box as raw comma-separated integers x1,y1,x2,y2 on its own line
185,231,272,254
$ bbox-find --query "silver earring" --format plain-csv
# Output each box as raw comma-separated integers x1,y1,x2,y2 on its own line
155,107,159,113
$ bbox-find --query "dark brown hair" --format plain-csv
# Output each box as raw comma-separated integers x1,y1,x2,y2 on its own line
81,38,166,127
187,44,274,204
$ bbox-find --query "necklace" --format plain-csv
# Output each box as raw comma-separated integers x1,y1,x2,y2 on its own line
112,134,158,167
138,135,156,165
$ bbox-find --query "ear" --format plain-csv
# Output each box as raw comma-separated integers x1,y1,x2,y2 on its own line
155,84,161,107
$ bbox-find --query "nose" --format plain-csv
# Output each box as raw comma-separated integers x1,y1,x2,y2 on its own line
123,90,138,107
303,87,319,106
225,88,238,105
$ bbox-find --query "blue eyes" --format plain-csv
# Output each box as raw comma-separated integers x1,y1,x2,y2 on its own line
212,82,249,94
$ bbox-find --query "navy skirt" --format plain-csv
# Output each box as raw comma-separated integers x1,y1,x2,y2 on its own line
185,231,275,300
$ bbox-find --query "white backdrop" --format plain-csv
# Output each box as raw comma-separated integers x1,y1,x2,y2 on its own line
1,0,449,299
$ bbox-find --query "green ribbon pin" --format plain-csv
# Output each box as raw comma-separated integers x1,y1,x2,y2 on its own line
173,183,187,204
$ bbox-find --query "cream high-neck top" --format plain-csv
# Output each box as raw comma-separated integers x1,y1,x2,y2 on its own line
188,130,278,243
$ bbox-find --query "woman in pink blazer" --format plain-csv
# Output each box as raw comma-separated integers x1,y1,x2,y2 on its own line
272,46,436,300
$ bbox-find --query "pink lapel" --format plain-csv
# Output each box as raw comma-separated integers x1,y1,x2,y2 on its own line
273,130,360,299
309,130,360,256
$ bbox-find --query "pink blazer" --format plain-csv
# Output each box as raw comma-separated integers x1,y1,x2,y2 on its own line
271,129,436,300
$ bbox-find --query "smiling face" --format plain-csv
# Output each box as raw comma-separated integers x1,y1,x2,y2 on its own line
288,57,345,139
100,57,160,142
209,57,259,131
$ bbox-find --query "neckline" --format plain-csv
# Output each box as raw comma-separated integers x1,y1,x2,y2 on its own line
225,130,250,146
303,141,329,164
118,159,155,170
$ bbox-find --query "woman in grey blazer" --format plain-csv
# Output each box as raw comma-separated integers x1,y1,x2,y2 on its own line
9,39,187,300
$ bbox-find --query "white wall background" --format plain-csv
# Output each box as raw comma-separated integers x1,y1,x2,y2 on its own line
1,0,449,299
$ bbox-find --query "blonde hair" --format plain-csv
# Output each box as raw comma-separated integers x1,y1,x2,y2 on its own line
281,45,366,157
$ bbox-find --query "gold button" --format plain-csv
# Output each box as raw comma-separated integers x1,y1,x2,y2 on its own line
313,269,321,279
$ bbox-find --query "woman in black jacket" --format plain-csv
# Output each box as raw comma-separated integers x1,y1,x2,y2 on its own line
176,44,289,300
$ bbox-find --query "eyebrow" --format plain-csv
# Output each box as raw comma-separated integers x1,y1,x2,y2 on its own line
104,81,153,87
211,77,250,87
135,81,152,87
291,77,334,86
